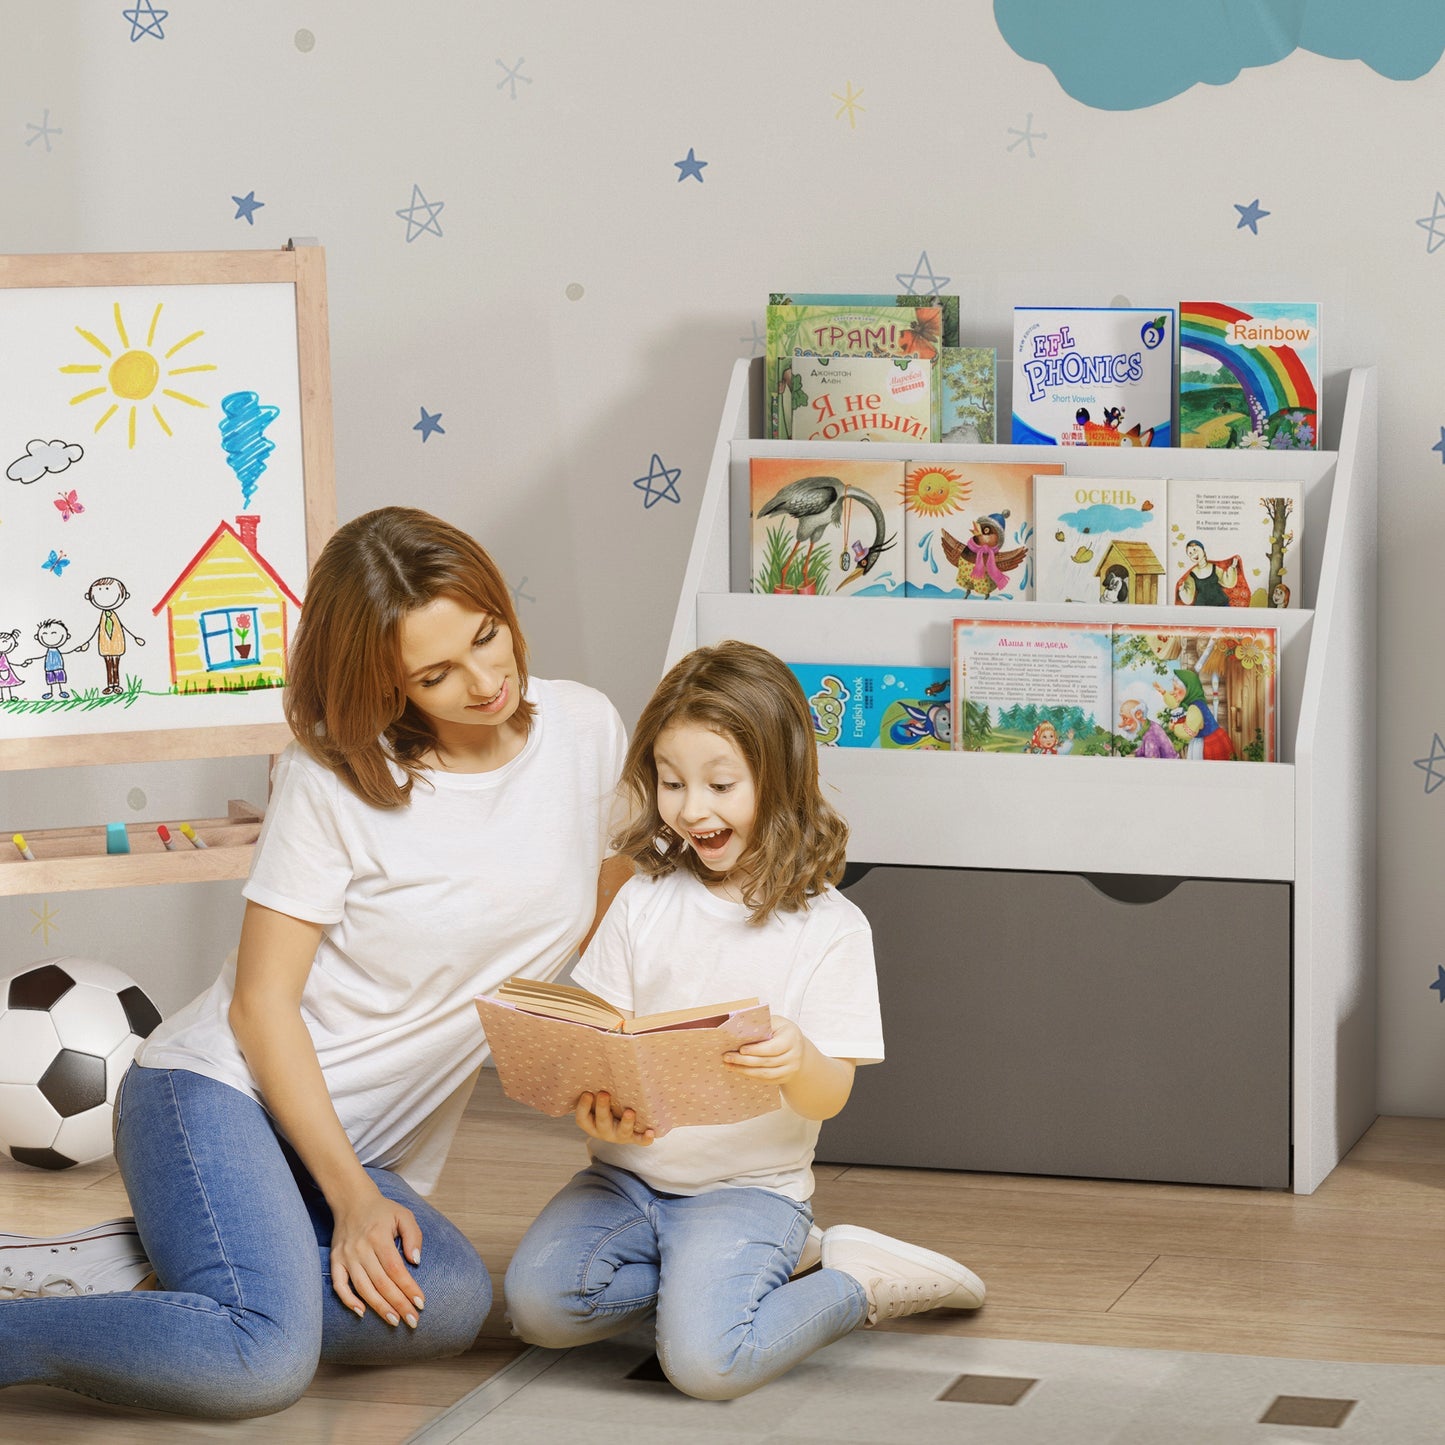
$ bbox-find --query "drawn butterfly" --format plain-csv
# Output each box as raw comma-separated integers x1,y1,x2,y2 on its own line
54,489,84,520
41,548,69,576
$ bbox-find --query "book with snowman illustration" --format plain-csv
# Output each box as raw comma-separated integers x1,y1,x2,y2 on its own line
1033,475,1170,605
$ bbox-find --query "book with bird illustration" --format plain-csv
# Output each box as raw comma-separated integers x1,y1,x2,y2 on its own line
1034,475,1170,604
766,302,943,440
1178,302,1320,450
940,346,997,443
1167,479,1303,608
788,662,952,749
1011,306,1174,447
475,979,778,1136
788,351,937,443
902,461,1061,600
750,457,905,598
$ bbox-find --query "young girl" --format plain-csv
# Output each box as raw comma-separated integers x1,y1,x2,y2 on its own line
504,640,984,1401
0,507,627,1418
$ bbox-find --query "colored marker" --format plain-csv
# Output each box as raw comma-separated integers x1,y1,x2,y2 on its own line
157,824,181,852
178,822,208,849
11,832,36,861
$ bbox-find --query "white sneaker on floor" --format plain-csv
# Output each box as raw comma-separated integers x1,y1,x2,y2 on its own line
0,1218,152,1299
791,1222,824,1276
822,1224,986,1324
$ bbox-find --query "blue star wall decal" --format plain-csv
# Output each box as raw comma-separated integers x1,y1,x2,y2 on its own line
397,184,445,242
1006,114,1046,157
897,250,951,294
1416,192,1445,254
1414,732,1445,793
1431,966,1445,1002
232,191,264,225
413,407,445,442
497,58,531,99
1234,198,1270,234
1433,427,1445,463
122,1,167,40
25,110,62,151
675,148,707,183
634,454,682,508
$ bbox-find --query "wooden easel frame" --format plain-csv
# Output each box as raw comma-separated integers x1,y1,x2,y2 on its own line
0,241,336,771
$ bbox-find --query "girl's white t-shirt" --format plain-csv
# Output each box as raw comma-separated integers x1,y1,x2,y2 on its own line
574,869,883,1202
139,677,626,1194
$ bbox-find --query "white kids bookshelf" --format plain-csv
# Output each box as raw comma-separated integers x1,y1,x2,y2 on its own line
667,357,1377,1195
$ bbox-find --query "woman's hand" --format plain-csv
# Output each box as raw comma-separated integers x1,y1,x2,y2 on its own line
575,1090,654,1146
328,1183,427,1328
724,1015,805,1084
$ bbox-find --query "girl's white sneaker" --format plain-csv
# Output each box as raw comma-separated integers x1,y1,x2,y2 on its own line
0,1218,152,1298
822,1224,986,1324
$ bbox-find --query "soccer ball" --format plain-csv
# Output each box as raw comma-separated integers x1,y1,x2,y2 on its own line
0,957,162,1170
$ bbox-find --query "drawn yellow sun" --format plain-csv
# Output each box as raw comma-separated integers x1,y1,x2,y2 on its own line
903,465,970,516
61,301,216,448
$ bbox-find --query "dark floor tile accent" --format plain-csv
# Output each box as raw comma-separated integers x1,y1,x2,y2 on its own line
1258,1395,1357,1428
624,1354,670,1383
939,1373,1037,1406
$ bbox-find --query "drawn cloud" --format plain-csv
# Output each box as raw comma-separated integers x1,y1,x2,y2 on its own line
7,438,84,484
994,0,1445,110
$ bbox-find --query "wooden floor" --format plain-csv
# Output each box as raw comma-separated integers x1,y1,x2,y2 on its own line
3,1071,1444,1440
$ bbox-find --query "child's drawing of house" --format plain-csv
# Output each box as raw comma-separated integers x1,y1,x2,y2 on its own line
151,514,302,692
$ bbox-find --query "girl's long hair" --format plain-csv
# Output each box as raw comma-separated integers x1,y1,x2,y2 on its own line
611,640,847,923
283,507,532,808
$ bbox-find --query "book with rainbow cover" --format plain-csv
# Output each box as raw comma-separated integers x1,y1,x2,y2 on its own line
1178,302,1320,450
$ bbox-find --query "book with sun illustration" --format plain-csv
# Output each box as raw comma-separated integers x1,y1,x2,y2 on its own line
475,979,778,1136
787,351,937,443
1034,475,1169,604
1167,479,1303,609
766,302,943,440
940,346,997,443
1111,624,1278,762
788,662,952,749
951,619,1115,755
902,461,1061,600
1178,302,1320,450
750,457,904,598
1012,306,1174,447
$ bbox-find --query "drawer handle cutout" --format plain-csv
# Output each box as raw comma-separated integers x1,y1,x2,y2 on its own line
1083,873,1184,904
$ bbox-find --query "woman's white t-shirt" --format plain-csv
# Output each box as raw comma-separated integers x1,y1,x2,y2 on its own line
139,677,626,1194
574,869,884,1202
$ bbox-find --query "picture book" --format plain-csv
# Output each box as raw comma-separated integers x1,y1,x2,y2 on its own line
940,346,997,444
1178,302,1320,450
767,303,942,440
902,461,1062,600
1111,624,1278,762
1034,475,1170,605
788,351,936,443
475,981,778,1136
952,620,1115,755
1167,479,1303,608
788,663,952,749
751,457,904,598
770,293,960,347
1011,307,1174,447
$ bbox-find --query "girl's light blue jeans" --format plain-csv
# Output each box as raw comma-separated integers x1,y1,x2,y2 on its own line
504,1160,868,1400
0,1065,492,1418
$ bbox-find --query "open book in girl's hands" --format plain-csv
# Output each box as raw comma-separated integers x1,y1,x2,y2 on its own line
474,978,779,1136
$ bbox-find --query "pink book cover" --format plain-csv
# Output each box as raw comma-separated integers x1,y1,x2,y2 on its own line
474,998,779,1136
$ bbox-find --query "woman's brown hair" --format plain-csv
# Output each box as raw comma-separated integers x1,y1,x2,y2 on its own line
611,640,847,923
284,507,532,807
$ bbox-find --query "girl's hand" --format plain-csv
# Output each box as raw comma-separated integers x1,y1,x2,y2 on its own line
328,1184,427,1329
725,1015,805,1084
575,1090,655,1146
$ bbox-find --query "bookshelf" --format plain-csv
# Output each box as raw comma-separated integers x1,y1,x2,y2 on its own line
668,357,1377,1195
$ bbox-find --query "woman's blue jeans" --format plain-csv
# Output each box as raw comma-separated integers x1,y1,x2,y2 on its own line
0,1065,492,1418
504,1161,867,1400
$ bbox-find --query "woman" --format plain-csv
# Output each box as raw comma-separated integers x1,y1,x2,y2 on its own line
0,507,628,1417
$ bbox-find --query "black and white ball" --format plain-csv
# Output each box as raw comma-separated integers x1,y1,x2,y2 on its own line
0,957,162,1170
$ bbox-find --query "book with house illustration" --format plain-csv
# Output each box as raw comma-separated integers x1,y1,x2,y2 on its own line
1034,475,1169,604
951,619,1115,755
475,979,778,1137
1011,306,1174,447
903,461,1061,600
750,457,904,598
788,351,937,443
1168,479,1303,608
788,662,952,749
940,346,997,443
1178,302,1320,450
1111,624,1278,761
766,302,942,440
